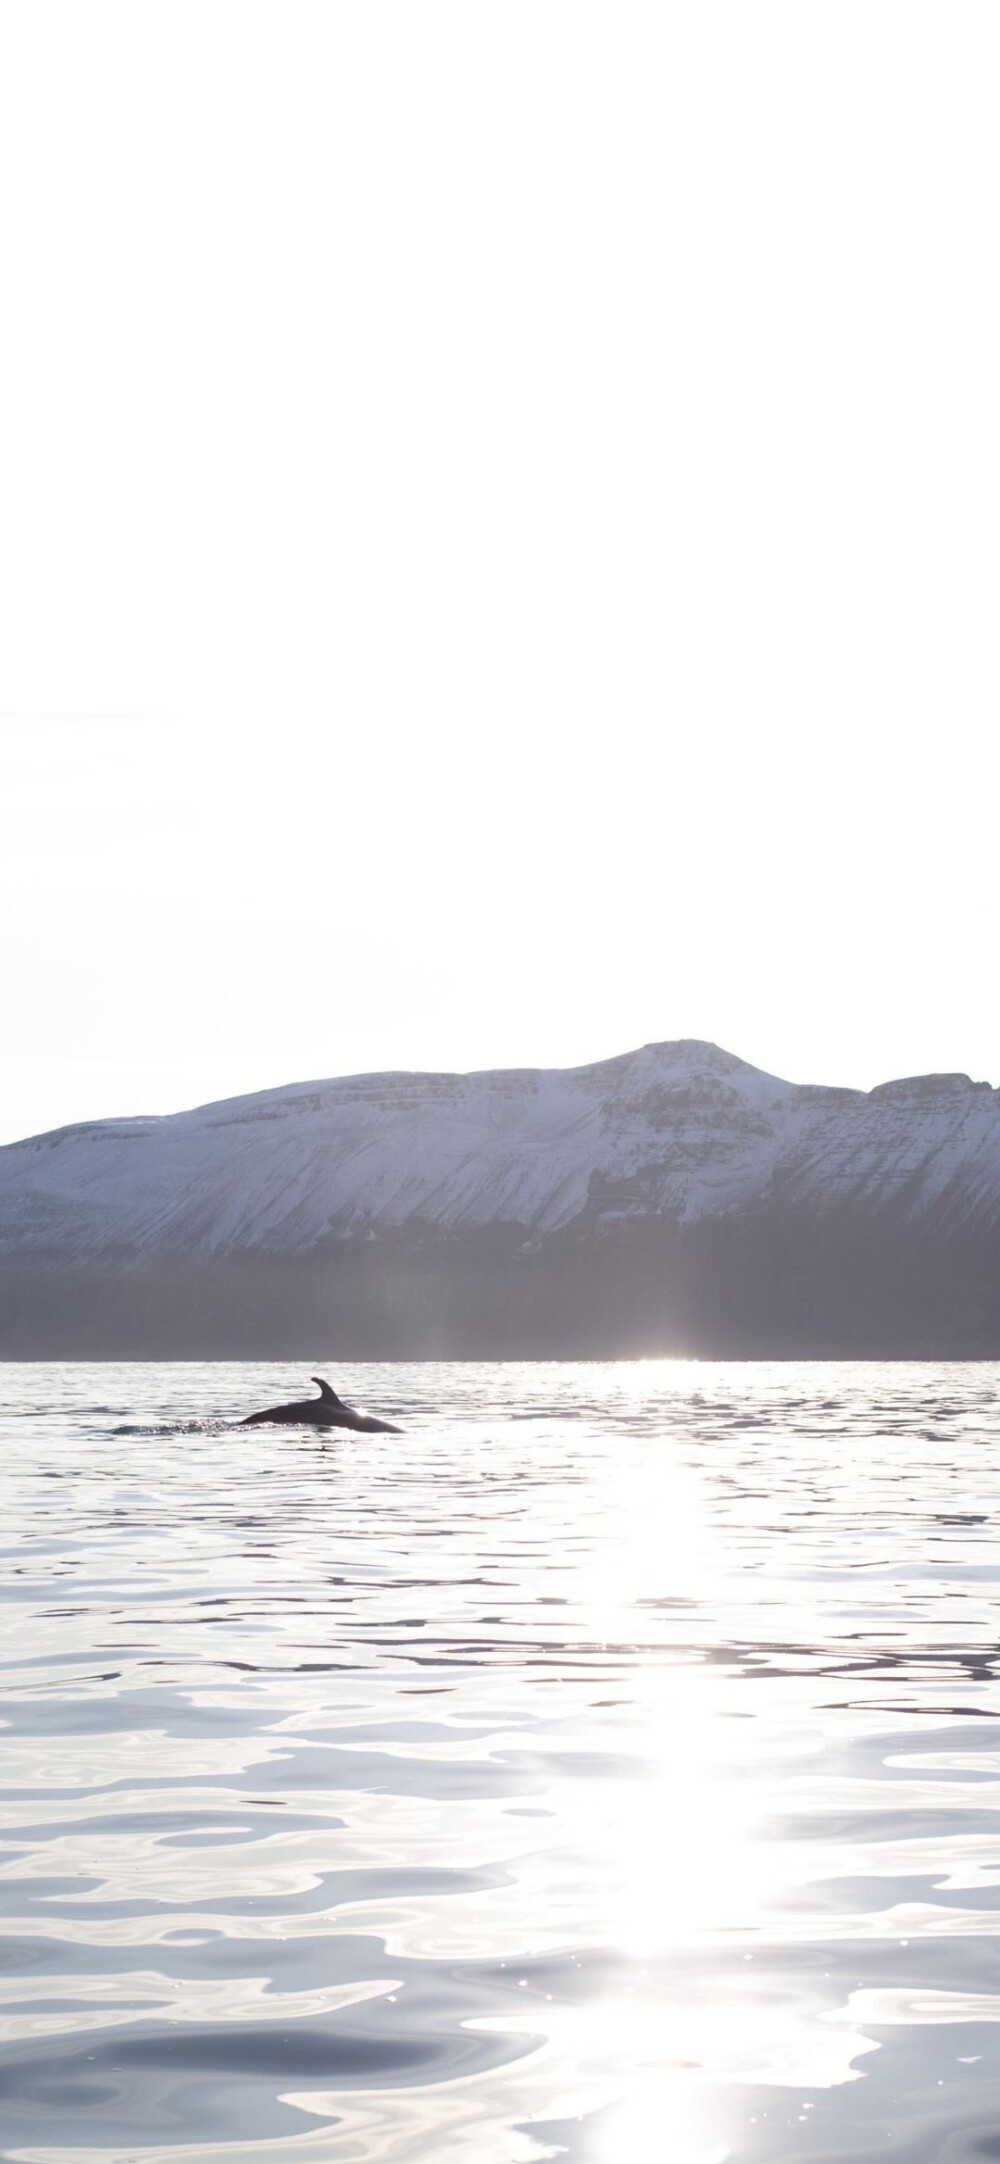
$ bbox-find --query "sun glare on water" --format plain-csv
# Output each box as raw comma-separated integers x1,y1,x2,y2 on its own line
487,1367,876,2163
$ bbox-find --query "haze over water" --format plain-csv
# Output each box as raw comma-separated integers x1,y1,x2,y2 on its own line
2,1362,1000,2162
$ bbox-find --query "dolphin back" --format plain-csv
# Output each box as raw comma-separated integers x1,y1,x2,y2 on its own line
240,1396,316,1426
239,1378,402,1432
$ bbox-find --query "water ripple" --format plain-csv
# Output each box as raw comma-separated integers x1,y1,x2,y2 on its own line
2,1359,1000,2160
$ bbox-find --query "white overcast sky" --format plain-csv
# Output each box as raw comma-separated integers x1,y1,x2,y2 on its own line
1,2,998,1145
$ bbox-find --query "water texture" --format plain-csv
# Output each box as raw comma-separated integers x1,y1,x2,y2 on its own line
1,1361,1000,2162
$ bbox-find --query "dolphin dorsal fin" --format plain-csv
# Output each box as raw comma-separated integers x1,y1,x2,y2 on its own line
312,1376,343,1407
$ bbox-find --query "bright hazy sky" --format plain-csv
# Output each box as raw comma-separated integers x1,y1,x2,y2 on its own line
1,3,998,1146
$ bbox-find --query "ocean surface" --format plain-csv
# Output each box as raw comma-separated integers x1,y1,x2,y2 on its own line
2,1362,1000,2163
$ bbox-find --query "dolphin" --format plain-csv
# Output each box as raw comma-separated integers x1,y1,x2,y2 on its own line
240,1376,403,1434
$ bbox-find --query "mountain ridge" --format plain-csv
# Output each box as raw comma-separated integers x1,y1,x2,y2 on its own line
2,1039,999,1356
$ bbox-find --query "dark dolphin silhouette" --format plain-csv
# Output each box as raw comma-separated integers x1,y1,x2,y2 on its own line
241,1376,403,1434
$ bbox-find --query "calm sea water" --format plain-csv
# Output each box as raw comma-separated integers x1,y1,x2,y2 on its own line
1,1362,1000,2163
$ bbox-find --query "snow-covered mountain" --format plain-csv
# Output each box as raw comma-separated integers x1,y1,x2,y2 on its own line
2,1040,1000,1355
